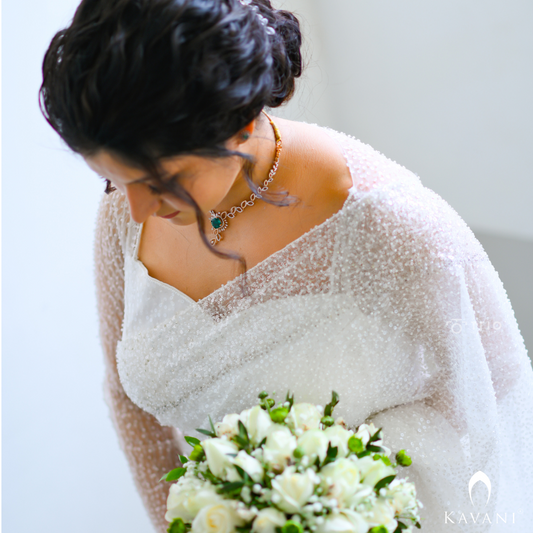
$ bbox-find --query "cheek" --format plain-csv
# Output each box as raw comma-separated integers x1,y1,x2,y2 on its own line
188,168,239,205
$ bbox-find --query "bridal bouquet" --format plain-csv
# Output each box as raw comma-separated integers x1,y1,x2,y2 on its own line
162,391,423,533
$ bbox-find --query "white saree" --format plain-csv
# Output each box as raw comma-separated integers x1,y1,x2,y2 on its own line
95,123,533,533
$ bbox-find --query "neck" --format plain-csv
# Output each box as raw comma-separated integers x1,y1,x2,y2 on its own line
213,113,279,213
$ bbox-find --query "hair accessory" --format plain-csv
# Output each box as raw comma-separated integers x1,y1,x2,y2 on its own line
209,111,282,245
239,0,276,36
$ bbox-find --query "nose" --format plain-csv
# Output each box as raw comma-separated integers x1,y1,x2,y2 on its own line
125,184,160,223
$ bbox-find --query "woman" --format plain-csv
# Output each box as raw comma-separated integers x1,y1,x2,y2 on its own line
40,0,533,531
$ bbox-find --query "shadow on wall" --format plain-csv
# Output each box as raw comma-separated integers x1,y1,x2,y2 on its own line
474,231,533,362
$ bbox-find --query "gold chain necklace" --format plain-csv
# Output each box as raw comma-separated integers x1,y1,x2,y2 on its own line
209,111,282,246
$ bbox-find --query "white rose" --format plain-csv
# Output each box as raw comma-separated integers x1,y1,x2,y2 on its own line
285,403,322,432
232,450,265,483
319,458,362,506
339,510,369,533
354,423,380,447
356,456,396,489
387,481,419,518
165,481,222,523
364,500,397,532
251,508,287,533
315,511,367,533
323,425,354,458
240,405,274,445
202,437,239,479
191,502,245,533
271,465,320,514
215,414,241,439
262,425,297,470
236,504,258,522
297,429,329,462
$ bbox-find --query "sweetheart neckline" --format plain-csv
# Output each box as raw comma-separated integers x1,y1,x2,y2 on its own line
132,188,356,306
130,124,358,305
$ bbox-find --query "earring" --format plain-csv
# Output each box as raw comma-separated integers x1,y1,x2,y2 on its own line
241,131,251,141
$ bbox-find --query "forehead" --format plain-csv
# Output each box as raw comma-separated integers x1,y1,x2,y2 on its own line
83,150,206,183
84,151,147,181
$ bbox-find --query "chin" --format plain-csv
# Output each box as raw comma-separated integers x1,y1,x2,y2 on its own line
168,214,197,227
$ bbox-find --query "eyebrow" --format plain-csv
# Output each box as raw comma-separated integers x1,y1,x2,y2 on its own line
129,172,184,184
129,175,152,184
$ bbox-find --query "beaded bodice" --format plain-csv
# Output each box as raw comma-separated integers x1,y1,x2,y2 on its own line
95,123,533,532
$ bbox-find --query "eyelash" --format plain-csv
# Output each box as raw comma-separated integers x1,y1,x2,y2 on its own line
99,178,161,195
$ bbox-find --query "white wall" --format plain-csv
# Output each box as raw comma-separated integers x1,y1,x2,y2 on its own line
3,0,153,531
3,1,531,533
276,0,533,240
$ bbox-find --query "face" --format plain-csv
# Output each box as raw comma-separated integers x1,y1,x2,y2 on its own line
84,134,249,227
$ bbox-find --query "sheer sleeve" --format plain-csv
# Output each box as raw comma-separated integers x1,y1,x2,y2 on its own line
336,183,533,531
94,192,181,532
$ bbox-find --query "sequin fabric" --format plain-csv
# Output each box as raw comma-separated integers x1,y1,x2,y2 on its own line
95,124,533,532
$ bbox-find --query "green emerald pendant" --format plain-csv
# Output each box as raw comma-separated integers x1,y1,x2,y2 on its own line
211,216,223,230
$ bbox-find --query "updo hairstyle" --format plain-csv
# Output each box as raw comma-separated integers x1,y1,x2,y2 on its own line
39,0,303,264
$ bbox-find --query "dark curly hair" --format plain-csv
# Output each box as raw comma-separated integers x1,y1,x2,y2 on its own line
39,0,303,268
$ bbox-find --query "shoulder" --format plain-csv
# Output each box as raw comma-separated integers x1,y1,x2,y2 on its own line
339,180,489,276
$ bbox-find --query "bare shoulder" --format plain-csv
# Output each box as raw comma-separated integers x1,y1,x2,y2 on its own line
273,116,353,210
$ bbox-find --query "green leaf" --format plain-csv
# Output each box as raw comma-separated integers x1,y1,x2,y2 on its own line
234,464,248,480
322,443,338,466
369,527,388,533
327,444,338,459
233,436,248,449
285,391,295,411
324,391,340,417
185,436,201,447
202,469,219,484
368,428,383,444
415,521,422,529
209,415,216,435
367,444,383,453
374,474,396,492
167,518,187,533
179,455,189,464
356,450,372,459
217,481,245,493
393,521,409,532
238,420,250,443
373,454,392,466
160,468,187,482
196,428,217,438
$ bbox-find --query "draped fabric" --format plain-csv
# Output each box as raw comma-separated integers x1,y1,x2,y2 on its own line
95,123,533,533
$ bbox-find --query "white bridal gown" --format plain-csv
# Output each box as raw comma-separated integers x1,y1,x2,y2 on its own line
95,124,533,533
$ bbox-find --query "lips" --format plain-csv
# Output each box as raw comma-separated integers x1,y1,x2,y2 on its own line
160,210,181,219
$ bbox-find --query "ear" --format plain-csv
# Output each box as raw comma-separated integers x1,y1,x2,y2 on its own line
235,120,257,145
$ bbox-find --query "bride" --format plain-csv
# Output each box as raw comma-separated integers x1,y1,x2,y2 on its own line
40,0,533,531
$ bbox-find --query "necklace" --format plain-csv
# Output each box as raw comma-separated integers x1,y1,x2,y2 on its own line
209,111,282,246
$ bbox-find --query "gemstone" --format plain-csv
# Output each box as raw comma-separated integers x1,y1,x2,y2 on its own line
211,216,223,230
